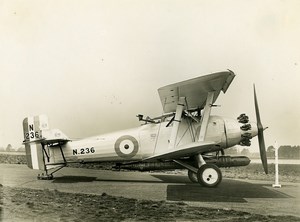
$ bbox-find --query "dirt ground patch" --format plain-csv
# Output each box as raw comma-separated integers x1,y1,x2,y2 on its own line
1,185,299,222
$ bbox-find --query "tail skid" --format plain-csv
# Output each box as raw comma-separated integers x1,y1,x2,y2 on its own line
37,165,65,180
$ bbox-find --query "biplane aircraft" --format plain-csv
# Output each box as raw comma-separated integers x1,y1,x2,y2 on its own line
22,70,268,187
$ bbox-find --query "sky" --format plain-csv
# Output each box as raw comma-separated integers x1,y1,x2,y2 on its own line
0,0,299,152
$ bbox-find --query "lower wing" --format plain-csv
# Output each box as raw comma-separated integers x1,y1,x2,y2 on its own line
143,141,219,161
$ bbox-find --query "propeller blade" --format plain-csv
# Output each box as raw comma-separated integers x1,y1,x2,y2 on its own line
254,85,268,174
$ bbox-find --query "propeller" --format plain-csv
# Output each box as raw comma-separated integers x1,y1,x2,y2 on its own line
254,85,268,174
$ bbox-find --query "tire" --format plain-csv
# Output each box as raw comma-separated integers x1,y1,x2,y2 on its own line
188,170,198,183
197,164,222,187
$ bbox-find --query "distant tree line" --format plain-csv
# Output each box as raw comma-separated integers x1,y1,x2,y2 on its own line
225,147,251,156
225,145,300,159
0,144,25,152
267,145,300,159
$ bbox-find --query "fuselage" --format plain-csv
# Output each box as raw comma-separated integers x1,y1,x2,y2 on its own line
45,115,258,165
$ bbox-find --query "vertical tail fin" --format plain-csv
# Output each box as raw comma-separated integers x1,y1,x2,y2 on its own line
23,115,49,170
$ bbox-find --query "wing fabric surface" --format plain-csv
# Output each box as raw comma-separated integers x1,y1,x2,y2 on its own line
158,70,235,113
144,141,219,161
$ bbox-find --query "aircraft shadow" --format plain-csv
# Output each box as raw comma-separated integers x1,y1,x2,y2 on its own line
52,176,98,183
51,174,292,204
52,175,187,184
163,178,292,203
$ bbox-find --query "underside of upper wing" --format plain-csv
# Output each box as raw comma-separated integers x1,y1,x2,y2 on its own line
143,141,220,161
158,70,235,113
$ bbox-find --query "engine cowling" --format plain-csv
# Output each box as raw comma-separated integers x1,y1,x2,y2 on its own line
223,115,258,148
198,115,258,149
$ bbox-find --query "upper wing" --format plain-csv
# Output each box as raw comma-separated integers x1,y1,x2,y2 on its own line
158,70,235,113
143,141,220,161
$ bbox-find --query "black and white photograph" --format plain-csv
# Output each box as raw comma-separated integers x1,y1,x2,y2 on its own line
0,0,299,221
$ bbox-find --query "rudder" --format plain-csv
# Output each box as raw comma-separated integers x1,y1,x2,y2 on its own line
23,115,49,170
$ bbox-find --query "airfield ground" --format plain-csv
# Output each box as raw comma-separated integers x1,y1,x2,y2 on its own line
1,154,300,221
1,185,299,222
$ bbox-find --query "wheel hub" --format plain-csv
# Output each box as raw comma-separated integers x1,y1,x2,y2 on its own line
201,168,219,185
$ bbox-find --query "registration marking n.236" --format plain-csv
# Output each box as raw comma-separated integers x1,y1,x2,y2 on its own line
72,147,95,155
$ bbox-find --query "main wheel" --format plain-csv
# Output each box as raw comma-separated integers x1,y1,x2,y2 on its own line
188,170,198,183
197,164,222,187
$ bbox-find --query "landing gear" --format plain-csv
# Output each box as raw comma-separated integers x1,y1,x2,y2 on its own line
188,170,198,183
174,159,222,187
37,173,54,180
37,164,65,180
197,164,222,187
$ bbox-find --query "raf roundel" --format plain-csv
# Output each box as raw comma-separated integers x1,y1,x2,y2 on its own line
114,135,139,159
